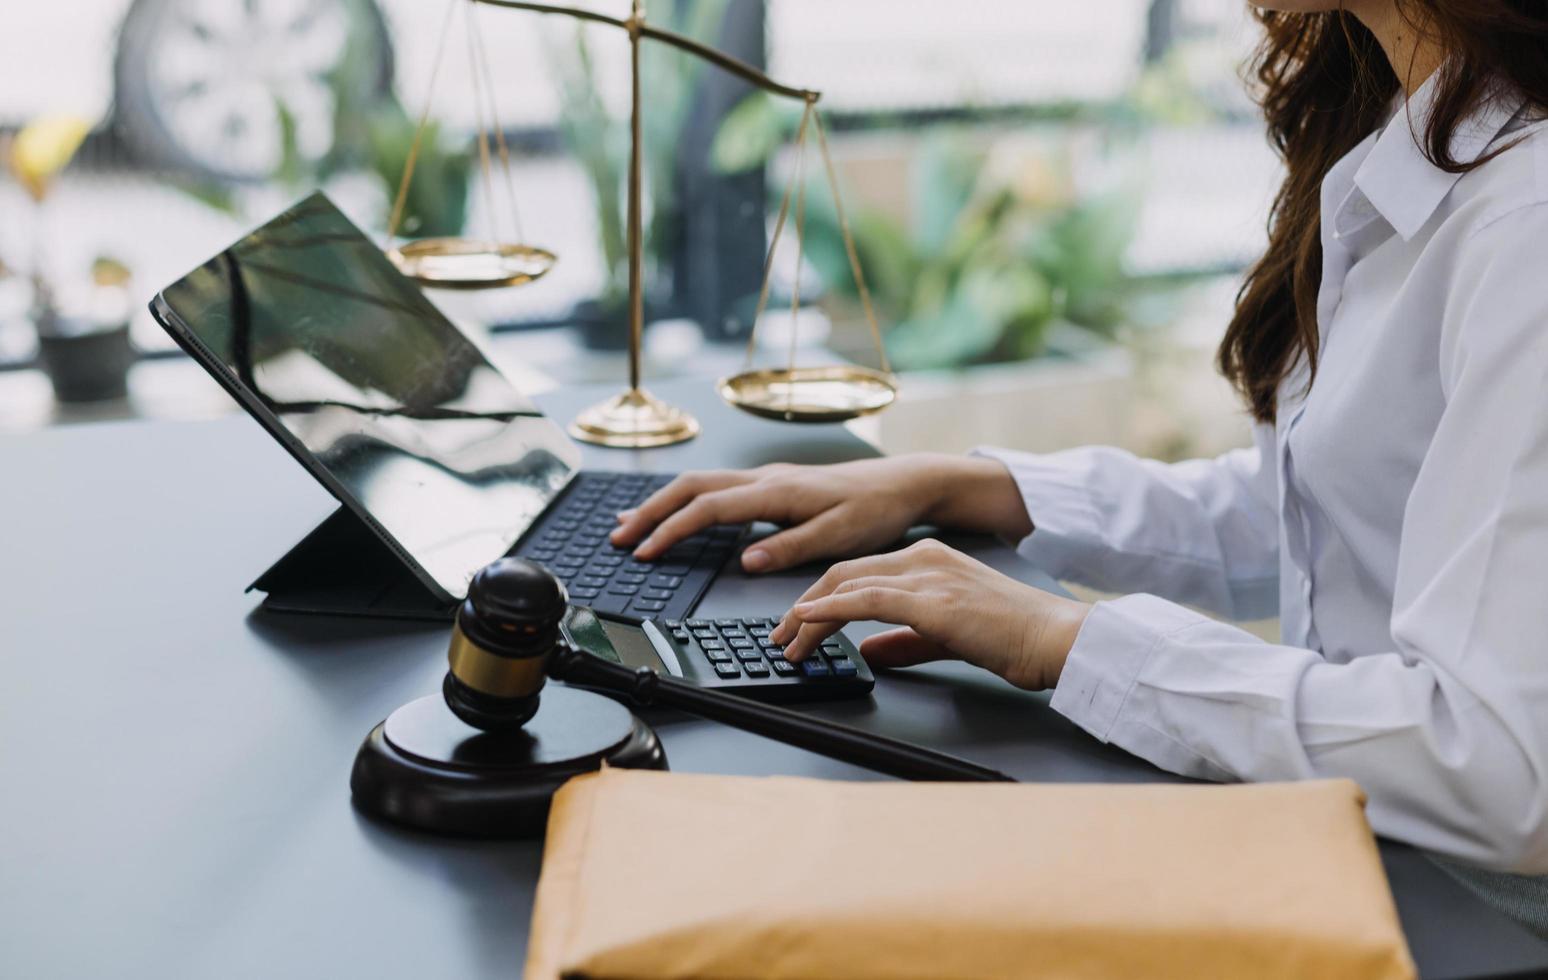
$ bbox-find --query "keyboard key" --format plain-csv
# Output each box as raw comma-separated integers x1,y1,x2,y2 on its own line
576,576,609,589
630,599,667,613
641,588,674,601
617,573,648,586
650,575,684,589
714,662,741,679
607,583,639,596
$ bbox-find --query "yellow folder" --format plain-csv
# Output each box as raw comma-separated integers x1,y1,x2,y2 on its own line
526,769,1414,979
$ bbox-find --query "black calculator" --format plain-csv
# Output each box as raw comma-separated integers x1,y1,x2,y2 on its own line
561,607,875,703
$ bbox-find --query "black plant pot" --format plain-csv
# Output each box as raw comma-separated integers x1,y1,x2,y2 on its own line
37,323,134,403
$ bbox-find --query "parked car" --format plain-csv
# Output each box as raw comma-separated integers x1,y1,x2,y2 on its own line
1,0,394,182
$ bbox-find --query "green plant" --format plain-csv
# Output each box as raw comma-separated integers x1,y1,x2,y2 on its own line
364,101,474,239
715,119,1141,371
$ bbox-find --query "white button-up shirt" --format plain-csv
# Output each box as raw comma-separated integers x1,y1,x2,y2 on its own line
983,79,1548,872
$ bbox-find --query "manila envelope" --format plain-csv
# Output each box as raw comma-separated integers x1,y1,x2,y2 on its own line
526,769,1414,979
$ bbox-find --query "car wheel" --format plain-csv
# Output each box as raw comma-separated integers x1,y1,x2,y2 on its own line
112,0,394,183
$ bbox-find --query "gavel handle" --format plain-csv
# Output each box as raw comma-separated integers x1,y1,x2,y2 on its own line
547,645,1014,783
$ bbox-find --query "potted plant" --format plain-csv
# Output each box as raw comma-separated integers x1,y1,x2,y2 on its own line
8,115,136,404
713,107,1150,451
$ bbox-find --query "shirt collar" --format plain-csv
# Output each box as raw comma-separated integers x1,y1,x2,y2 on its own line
1351,73,1524,241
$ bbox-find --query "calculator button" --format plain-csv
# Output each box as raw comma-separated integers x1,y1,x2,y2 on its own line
715,618,740,627
687,619,710,628
736,648,765,662
671,629,691,642
713,662,741,679
820,641,844,654
701,648,733,664
641,588,673,601
799,658,831,678
743,660,770,677
728,638,755,649
630,599,667,613
607,583,639,595
770,659,798,676
764,646,786,660
700,639,725,651
831,660,858,678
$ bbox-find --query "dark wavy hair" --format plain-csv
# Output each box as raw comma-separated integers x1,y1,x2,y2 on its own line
1219,2,1548,423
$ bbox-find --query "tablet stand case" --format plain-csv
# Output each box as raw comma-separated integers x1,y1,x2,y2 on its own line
250,506,457,622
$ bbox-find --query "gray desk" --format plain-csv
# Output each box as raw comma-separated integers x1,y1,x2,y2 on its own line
2,379,1545,979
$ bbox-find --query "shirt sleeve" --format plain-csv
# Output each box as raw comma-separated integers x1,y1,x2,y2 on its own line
1051,205,1548,873
974,425,1280,621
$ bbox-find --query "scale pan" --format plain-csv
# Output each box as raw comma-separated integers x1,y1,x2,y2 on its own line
388,238,556,290
717,366,898,423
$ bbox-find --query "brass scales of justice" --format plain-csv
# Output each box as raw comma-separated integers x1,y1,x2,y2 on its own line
384,0,897,447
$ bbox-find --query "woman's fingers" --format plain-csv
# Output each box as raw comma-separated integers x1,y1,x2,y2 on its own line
785,586,922,655
782,619,846,662
610,471,752,546
788,547,932,611
773,573,921,645
631,484,785,560
740,511,845,573
794,585,917,622
779,575,922,658
857,627,954,670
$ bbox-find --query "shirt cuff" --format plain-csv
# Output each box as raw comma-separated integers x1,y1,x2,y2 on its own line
969,446,1106,581
1049,593,1210,742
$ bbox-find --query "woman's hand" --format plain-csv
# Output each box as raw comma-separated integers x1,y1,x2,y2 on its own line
771,539,1089,691
611,454,1032,574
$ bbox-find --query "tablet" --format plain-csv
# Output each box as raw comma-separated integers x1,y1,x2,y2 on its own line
150,193,581,603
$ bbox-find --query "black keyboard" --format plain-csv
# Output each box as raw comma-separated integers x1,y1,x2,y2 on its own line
657,616,875,701
511,472,746,621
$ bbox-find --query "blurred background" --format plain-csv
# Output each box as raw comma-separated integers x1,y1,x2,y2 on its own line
0,0,1276,462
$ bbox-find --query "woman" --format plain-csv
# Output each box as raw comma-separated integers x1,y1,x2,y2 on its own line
615,0,1548,927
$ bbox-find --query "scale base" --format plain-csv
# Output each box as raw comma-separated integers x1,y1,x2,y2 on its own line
568,387,701,448
350,687,666,838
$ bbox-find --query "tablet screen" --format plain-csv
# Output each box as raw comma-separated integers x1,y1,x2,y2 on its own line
157,193,581,599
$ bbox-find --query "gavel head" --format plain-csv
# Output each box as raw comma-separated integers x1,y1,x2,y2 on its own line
443,558,568,732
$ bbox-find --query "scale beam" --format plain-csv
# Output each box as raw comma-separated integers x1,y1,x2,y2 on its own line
471,0,821,103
